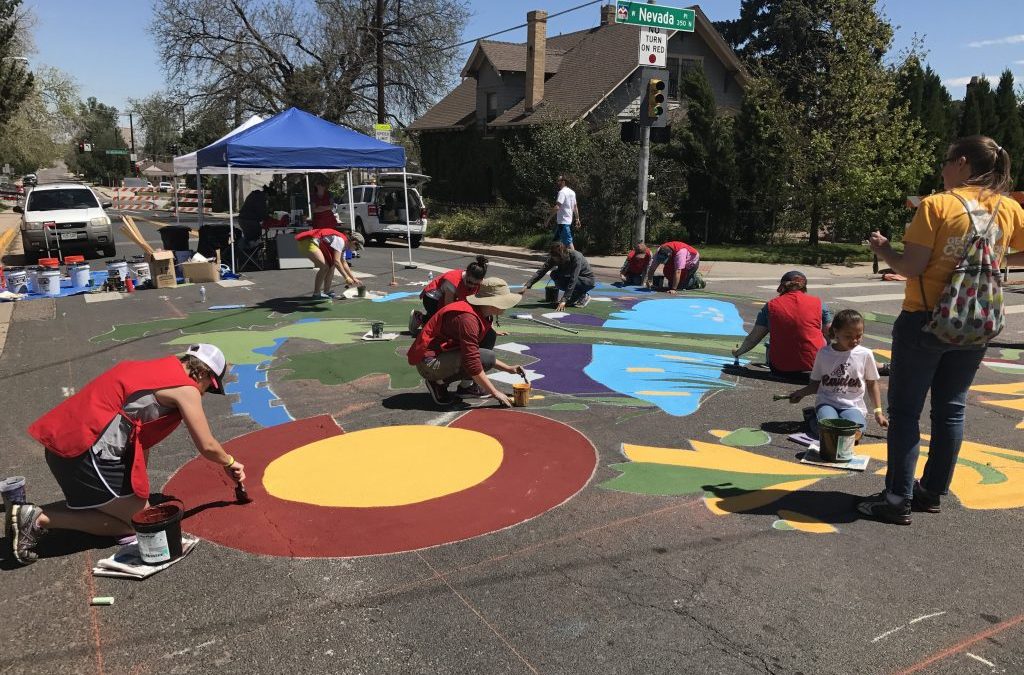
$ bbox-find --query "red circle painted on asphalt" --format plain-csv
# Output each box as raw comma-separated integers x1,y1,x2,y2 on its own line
162,410,597,557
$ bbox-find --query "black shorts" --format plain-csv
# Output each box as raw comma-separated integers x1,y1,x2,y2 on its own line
45,449,135,509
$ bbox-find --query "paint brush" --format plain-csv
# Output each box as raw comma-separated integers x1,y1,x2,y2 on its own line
234,479,252,504
733,344,740,367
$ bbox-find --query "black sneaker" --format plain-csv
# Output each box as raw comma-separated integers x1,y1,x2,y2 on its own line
455,382,491,399
912,481,941,513
856,491,912,525
8,503,45,565
424,379,455,406
878,363,891,377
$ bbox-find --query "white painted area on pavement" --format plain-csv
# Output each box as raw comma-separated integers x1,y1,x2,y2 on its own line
836,292,906,303
1003,304,1024,315
708,276,828,282
495,342,531,354
487,261,537,272
84,292,126,303
489,368,544,384
217,279,254,287
410,262,453,274
352,271,375,279
758,281,895,290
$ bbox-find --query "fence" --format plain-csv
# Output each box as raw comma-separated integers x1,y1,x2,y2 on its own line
112,187,212,214
172,189,212,214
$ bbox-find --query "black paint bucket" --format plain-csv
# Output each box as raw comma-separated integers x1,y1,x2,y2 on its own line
544,286,559,303
131,503,184,564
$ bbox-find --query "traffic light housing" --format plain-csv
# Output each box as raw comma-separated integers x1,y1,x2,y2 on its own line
642,77,667,127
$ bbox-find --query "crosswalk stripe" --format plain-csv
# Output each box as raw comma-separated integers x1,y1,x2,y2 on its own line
1004,305,1024,315
836,293,906,302
758,281,899,290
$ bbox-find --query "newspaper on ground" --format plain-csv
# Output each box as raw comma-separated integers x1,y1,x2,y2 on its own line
92,535,200,579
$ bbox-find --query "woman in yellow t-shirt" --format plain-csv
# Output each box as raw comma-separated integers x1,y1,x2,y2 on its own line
859,135,1024,525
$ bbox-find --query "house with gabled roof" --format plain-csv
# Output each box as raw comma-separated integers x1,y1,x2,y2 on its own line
410,4,749,204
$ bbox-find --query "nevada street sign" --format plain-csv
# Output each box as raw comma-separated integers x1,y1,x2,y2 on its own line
616,1,695,32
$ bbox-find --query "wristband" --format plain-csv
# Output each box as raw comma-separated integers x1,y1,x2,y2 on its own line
224,455,236,468
872,407,883,414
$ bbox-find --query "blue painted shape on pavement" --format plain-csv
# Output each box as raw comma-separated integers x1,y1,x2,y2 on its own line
604,298,746,336
584,344,738,416
372,291,419,302
227,362,294,428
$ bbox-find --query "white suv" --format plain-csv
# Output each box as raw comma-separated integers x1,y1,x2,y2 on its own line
16,183,115,260
335,173,429,248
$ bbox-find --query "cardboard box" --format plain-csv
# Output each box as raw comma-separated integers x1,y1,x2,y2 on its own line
148,250,177,289
180,261,221,283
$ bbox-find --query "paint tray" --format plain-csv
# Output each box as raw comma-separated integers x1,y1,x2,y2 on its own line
799,449,870,472
360,331,399,341
92,535,200,579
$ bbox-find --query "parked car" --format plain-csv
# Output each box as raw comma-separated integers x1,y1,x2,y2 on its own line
158,181,173,192
15,183,115,261
22,173,37,186
334,173,429,248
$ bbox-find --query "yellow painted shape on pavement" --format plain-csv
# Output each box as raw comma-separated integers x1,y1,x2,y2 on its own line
708,429,729,439
263,426,503,507
703,478,821,515
971,382,1024,396
858,438,1024,510
874,348,892,360
627,367,665,373
775,509,839,534
656,354,703,363
623,441,835,477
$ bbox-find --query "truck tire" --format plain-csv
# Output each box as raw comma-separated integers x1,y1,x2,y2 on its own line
410,235,422,249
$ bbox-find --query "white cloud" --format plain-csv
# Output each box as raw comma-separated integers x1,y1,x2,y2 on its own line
942,75,1002,87
967,34,1024,48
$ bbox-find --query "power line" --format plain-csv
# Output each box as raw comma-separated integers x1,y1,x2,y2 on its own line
440,0,606,52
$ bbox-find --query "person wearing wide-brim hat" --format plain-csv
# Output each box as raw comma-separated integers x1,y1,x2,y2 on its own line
407,277,526,408
6,344,246,565
732,270,832,381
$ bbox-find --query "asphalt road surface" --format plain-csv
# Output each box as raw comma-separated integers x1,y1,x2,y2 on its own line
1,206,1022,675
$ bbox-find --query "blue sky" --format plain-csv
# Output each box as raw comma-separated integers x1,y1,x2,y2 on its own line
24,0,1024,113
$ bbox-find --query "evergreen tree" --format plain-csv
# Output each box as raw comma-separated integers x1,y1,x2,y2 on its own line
959,76,999,138
993,70,1024,190
896,59,955,194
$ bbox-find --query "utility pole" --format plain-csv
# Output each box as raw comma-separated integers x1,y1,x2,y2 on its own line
128,112,135,157
635,125,650,245
375,0,386,124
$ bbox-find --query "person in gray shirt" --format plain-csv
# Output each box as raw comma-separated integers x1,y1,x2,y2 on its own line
522,242,595,310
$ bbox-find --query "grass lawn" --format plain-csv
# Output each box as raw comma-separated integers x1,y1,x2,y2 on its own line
698,241,901,265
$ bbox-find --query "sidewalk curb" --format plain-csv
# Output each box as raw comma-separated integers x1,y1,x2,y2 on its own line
423,238,548,263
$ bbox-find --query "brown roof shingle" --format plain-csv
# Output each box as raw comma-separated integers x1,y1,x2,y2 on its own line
466,41,564,75
407,78,477,131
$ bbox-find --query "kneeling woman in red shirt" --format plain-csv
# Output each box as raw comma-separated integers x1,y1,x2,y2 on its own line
6,344,245,565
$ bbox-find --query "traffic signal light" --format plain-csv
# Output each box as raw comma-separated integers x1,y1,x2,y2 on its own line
644,78,666,126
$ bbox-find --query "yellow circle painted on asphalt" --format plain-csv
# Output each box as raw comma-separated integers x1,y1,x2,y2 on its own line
262,425,504,507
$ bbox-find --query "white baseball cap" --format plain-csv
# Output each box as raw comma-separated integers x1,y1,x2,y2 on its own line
184,343,228,394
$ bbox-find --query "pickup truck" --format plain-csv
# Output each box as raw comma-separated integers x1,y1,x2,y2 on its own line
335,173,429,248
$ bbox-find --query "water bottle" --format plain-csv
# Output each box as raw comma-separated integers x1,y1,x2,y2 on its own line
199,285,206,303
428,271,434,282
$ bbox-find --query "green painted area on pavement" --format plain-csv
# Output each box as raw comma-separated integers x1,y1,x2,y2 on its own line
278,340,423,390
165,319,366,365
720,428,773,448
600,462,815,497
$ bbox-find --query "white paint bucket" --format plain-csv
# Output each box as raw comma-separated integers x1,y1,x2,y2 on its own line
129,261,151,282
106,260,129,282
3,268,28,294
25,266,41,294
71,263,91,288
37,269,61,296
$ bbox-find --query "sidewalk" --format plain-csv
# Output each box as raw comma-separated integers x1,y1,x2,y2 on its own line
0,211,24,359
422,236,877,278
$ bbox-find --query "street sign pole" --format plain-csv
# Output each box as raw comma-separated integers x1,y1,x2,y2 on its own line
635,125,651,245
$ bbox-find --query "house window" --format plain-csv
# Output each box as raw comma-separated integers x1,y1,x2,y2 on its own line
667,56,703,100
485,92,498,122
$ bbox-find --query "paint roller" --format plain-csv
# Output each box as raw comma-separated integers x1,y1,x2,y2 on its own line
510,313,580,335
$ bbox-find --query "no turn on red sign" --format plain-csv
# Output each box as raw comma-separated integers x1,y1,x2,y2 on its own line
638,27,667,67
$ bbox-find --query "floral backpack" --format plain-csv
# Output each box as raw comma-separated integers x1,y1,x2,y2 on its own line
921,192,1005,346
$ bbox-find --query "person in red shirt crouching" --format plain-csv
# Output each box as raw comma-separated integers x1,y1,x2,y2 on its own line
407,278,526,407
619,242,652,286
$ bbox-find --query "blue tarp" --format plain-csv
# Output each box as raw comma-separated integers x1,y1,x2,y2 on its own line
196,107,405,170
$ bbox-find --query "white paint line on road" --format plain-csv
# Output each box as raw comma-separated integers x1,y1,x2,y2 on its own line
871,625,905,643
352,271,375,279
409,262,453,274
487,261,536,272
84,292,126,303
709,276,828,282
757,281,894,290
908,611,946,625
1003,304,1024,315
836,292,906,303
966,652,997,668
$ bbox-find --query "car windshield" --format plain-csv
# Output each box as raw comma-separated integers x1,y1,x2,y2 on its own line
27,189,99,211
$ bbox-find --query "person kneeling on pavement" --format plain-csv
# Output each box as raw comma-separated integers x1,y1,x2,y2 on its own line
522,242,595,310
644,240,701,294
6,344,245,565
407,277,526,407
619,241,652,286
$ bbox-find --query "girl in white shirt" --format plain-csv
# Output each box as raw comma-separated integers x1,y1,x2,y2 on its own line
788,309,888,437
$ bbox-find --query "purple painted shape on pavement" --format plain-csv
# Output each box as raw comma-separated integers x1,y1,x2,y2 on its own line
558,313,605,327
525,343,614,395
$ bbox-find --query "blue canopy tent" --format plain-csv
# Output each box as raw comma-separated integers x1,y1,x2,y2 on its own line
194,107,411,272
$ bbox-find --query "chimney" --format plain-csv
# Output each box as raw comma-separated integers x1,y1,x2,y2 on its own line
601,4,616,26
525,10,548,113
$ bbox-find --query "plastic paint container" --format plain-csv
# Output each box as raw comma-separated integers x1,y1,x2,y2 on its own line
106,260,129,283
371,321,385,338
0,475,27,508
544,286,559,303
513,382,531,407
131,503,184,565
818,418,859,462
129,261,151,283
71,263,91,288
37,269,61,296
4,268,28,294
25,266,41,293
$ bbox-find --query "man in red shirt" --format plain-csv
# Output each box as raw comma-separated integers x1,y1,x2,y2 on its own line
407,278,525,407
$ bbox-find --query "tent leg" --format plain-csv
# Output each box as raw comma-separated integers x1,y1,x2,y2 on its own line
402,168,416,269
197,171,204,228
228,165,236,274
305,175,312,223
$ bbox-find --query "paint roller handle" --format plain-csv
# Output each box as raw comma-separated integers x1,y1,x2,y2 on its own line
514,365,528,384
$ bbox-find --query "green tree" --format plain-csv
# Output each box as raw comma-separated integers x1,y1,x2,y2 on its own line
714,0,930,243
0,0,33,126
993,70,1024,190
129,92,183,160
65,98,131,185
664,68,738,243
896,57,956,194
0,66,79,174
958,76,999,138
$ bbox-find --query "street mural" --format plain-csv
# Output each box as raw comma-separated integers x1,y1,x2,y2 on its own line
971,381,1024,430
163,409,597,557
